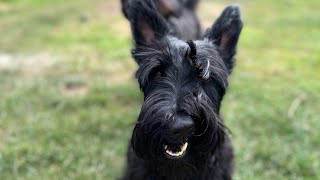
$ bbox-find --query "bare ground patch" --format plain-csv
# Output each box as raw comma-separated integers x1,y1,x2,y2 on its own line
0,52,59,75
60,85,89,96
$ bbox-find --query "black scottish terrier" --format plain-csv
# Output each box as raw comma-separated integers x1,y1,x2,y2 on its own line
123,0,242,179
121,0,202,40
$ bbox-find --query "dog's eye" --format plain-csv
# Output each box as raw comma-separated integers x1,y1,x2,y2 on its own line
155,71,162,78
150,69,164,80
155,70,166,79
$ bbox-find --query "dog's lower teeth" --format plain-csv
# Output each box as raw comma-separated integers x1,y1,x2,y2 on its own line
164,142,188,157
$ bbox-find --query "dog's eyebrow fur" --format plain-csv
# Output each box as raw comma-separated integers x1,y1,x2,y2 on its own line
186,40,197,60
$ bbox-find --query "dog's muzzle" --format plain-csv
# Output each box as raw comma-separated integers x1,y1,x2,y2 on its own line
163,115,194,159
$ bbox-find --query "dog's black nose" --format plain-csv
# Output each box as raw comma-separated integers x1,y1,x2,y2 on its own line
169,115,194,139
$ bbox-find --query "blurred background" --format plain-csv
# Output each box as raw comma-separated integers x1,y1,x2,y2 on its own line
0,0,319,179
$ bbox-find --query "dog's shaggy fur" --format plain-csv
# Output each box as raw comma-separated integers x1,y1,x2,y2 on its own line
122,0,243,179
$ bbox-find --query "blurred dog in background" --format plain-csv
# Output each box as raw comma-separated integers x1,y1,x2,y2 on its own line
121,0,202,40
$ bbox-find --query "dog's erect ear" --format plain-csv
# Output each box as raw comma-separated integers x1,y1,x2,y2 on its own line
205,5,243,73
120,0,130,19
130,0,169,45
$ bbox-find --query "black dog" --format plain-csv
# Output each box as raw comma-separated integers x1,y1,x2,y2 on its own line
123,0,242,179
121,0,202,40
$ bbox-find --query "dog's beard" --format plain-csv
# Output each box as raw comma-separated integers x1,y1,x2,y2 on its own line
131,92,226,176
150,150,209,178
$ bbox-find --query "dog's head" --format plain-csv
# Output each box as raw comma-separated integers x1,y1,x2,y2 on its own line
129,0,242,176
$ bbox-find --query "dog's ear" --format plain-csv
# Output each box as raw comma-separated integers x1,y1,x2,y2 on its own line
130,0,169,46
204,5,243,73
121,0,130,19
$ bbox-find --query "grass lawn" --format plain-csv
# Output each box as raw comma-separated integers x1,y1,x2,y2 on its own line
0,0,319,179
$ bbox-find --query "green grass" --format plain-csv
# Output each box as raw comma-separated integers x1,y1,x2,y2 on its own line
0,0,319,179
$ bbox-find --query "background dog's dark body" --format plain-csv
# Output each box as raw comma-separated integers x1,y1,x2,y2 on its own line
121,0,202,40
122,0,242,179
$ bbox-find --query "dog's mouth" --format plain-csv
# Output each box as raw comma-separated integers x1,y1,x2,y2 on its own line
163,141,188,158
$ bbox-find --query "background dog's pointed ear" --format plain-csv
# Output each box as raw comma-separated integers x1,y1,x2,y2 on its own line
205,5,243,73
130,0,169,45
